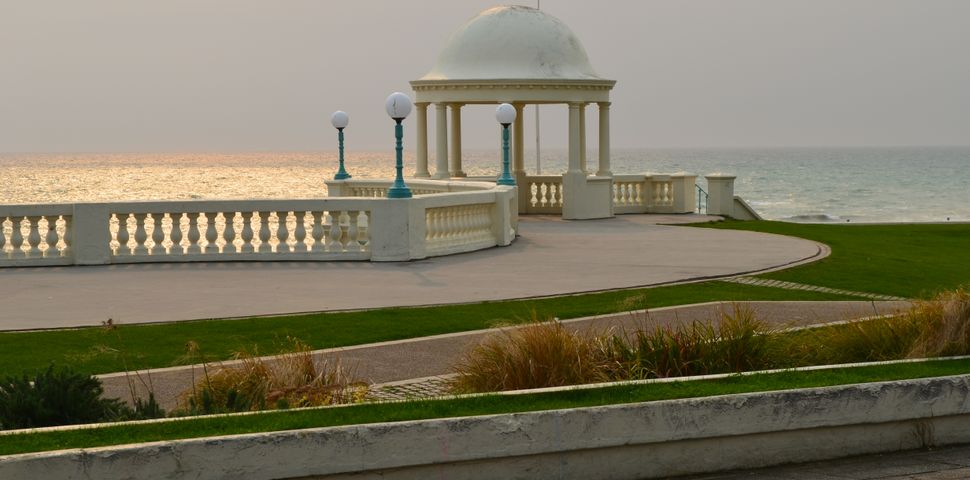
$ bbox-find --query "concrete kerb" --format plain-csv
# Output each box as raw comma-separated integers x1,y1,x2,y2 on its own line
4,373,970,479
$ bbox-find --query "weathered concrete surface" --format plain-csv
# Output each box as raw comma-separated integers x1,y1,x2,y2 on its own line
99,300,910,412
0,215,825,330
685,442,970,479
4,375,969,479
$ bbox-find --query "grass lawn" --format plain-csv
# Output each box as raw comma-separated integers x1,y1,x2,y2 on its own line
2,357,968,456
694,221,970,298
0,282,858,376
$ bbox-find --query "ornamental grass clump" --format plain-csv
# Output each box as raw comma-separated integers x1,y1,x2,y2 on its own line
605,304,773,379
794,288,970,365
0,365,128,430
450,320,611,393
908,288,970,358
176,338,367,415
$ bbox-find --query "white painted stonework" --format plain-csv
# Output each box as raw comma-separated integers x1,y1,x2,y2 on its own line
0,179,516,268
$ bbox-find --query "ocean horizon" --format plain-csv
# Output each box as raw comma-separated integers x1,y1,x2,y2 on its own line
2,146,967,223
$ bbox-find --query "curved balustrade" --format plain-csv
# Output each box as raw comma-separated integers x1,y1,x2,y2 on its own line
523,176,565,214
0,180,517,268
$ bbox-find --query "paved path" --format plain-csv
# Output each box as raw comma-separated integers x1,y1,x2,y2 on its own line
0,214,825,330
683,443,970,479
99,300,910,411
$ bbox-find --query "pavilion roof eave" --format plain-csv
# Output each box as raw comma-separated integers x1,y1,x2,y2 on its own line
410,78,615,104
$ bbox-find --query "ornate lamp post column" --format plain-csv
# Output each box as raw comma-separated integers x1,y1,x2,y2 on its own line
330,111,351,180
495,103,516,186
385,92,413,199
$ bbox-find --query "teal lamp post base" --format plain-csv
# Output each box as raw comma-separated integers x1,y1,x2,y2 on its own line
496,124,516,186
387,120,412,198
334,129,352,180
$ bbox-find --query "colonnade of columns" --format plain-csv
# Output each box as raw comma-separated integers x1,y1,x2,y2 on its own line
412,101,611,180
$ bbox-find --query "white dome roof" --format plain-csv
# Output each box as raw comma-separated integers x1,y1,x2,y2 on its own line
420,5,606,81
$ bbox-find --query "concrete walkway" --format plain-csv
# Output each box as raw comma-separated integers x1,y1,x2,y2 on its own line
99,300,910,412
0,215,825,330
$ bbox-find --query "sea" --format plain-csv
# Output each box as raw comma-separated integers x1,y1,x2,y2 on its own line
1,147,967,223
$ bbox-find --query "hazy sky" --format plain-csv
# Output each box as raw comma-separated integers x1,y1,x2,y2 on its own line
2,0,968,152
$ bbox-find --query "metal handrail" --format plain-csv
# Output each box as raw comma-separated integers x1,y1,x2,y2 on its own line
695,184,709,214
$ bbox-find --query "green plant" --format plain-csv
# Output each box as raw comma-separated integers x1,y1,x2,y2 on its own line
174,338,367,416
908,288,970,358
0,365,128,430
606,305,772,380
451,318,611,393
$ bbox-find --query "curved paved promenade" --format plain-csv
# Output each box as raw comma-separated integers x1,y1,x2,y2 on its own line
0,215,823,330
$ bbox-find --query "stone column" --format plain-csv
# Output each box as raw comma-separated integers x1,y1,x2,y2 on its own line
414,102,430,178
579,103,587,174
433,103,449,179
597,102,612,176
513,103,525,175
705,174,736,217
449,103,466,177
568,102,582,173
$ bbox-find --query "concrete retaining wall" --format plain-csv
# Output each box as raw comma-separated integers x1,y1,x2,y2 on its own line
3,375,970,479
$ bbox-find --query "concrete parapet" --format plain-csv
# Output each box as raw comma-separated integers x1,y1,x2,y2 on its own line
4,374,970,479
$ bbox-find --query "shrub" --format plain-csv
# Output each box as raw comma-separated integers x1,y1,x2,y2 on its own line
175,339,367,415
451,320,611,393
0,365,127,430
606,304,773,379
909,288,970,358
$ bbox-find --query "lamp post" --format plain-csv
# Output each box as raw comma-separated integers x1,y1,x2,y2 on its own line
385,92,413,198
495,103,516,186
331,110,351,180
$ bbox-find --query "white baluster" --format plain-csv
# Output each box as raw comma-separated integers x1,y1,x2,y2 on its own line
223,212,238,254
169,214,184,255
0,217,7,258
347,212,360,252
150,214,165,255
240,212,255,254
116,214,131,256
59,216,71,257
257,212,272,253
203,212,219,254
311,211,325,252
185,213,201,254
328,212,342,251
43,217,58,258
8,218,24,258
25,216,42,257
275,211,290,253
293,211,308,252
133,213,149,255
357,211,369,250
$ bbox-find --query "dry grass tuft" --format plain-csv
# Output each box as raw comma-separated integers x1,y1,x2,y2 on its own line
176,338,367,415
450,318,611,393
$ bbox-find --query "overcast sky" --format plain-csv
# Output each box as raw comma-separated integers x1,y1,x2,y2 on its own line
1,0,968,153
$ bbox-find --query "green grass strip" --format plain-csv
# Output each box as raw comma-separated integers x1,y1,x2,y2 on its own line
693,221,970,298
0,282,858,376
3,357,969,457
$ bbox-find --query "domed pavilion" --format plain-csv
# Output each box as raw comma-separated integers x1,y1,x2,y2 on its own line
410,5,616,219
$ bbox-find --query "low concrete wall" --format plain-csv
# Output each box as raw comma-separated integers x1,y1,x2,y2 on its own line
3,375,969,479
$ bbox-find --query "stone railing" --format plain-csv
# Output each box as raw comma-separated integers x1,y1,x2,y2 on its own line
613,173,696,214
521,175,565,214
0,180,516,268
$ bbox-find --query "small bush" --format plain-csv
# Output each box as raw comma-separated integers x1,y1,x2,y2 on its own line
0,365,128,430
451,320,611,393
909,288,970,358
175,339,367,415
605,304,772,379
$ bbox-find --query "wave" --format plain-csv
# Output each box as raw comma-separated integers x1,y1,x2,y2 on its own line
784,214,842,223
